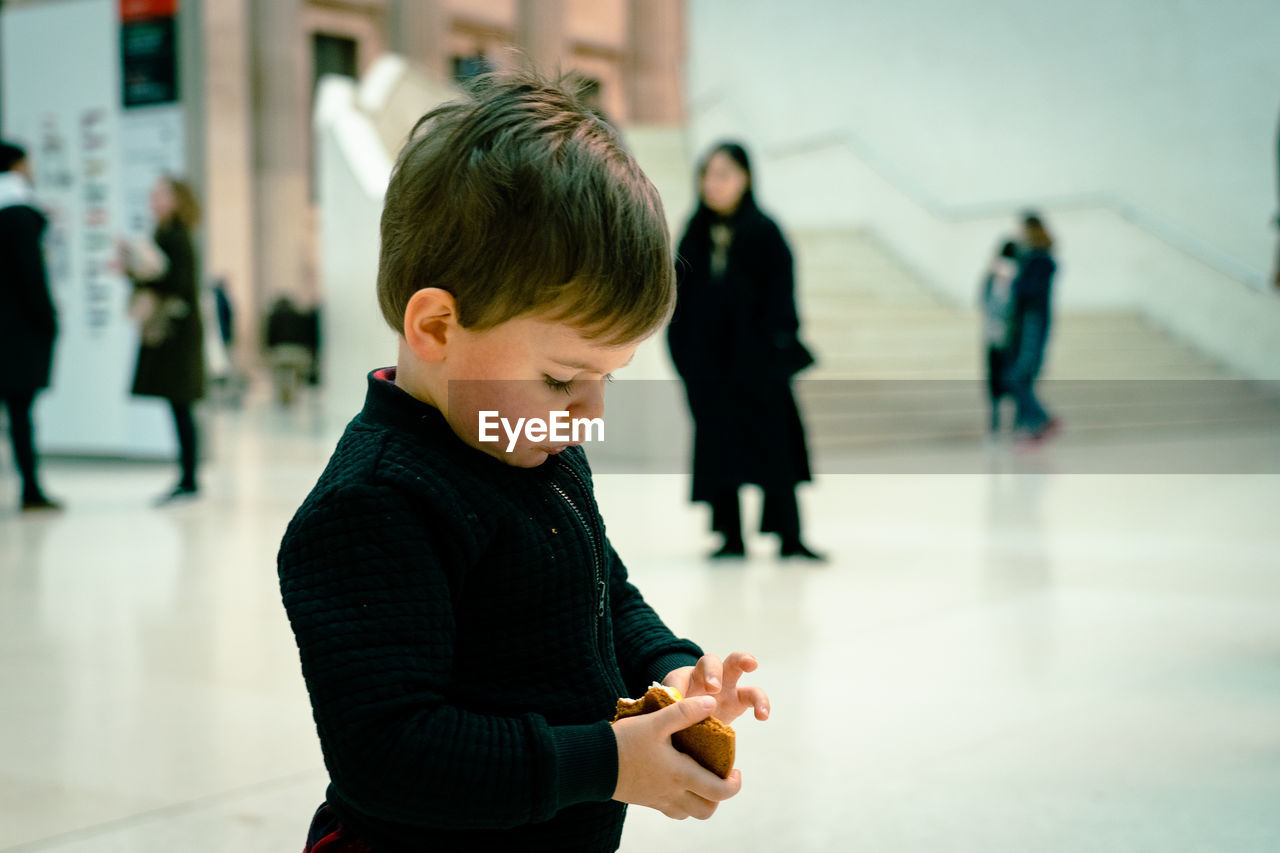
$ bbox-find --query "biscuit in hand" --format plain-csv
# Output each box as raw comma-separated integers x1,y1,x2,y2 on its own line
612,683,735,778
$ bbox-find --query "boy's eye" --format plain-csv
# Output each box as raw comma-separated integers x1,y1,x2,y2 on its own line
544,375,575,394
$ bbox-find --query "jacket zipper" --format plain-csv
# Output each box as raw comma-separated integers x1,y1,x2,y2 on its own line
550,456,630,701
547,473,606,620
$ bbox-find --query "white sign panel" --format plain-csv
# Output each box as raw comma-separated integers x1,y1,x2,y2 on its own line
1,0,180,457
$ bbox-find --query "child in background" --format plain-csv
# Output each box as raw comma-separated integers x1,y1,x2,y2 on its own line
277,70,769,852
980,240,1020,435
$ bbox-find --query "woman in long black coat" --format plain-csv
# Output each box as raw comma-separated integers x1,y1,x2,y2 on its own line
0,142,60,510
1003,212,1060,441
667,142,821,560
125,176,206,502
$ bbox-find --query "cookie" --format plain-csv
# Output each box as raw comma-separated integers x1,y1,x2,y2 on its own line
612,683,735,778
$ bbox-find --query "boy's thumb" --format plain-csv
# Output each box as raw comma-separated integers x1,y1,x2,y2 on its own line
658,695,716,735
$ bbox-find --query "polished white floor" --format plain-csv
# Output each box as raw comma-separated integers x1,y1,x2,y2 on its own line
2,392,1278,852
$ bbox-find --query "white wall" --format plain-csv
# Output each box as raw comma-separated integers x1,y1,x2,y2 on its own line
685,0,1280,378
314,73,398,433
688,0,1279,286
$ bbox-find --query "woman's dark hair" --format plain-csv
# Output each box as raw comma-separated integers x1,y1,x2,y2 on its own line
998,240,1019,259
0,142,27,173
695,140,757,218
376,67,673,344
1022,211,1054,250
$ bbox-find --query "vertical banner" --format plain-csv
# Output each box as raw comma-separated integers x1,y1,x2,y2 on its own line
119,0,179,107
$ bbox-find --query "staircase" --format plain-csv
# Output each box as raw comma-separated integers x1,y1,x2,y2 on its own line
618,126,1279,458
792,229,1280,453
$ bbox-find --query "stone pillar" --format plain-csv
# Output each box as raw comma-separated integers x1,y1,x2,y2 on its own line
627,0,685,124
518,0,565,74
250,0,308,312
388,0,449,81
199,0,256,366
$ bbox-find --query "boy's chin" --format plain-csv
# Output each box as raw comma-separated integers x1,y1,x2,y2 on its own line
473,442,557,468
507,448,554,468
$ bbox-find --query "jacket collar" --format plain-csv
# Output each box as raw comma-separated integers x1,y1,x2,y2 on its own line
359,368,530,478
360,366,456,440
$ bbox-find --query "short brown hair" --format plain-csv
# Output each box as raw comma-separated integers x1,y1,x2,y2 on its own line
376,69,673,343
164,176,201,229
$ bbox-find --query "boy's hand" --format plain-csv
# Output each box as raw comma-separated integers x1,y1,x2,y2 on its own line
612,695,742,819
663,651,770,725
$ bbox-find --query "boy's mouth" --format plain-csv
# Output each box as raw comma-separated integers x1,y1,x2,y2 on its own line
541,443,579,455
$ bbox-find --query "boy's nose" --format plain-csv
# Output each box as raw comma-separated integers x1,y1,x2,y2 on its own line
570,379,606,423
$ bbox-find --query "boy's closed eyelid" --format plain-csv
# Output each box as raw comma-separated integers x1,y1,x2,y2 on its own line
542,372,613,394
543,374,576,394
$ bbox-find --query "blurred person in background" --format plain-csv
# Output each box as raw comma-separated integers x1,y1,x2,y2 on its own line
265,295,320,406
667,141,821,561
207,276,247,407
121,176,206,504
0,141,62,511
979,239,1020,437
1004,212,1061,442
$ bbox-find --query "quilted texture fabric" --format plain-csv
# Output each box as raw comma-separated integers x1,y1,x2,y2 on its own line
278,370,702,852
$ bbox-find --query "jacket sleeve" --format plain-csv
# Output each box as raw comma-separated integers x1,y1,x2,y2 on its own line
14,210,56,336
145,226,197,304
278,482,618,830
604,538,703,696
753,218,813,377
759,219,799,340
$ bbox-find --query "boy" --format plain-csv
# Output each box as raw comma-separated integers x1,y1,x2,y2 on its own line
278,71,769,852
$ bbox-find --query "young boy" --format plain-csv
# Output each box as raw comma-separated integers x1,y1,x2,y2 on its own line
278,71,769,852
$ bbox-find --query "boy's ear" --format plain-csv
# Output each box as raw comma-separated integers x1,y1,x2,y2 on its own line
402,287,457,362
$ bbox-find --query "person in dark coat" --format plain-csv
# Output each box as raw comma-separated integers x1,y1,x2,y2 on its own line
0,142,61,511
667,142,821,560
1003,212,1061,441
123,176,206,502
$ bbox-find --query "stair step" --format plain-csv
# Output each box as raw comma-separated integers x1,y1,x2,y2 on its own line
764,228,1255,446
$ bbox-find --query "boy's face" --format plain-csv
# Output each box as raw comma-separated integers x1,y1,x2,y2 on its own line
437,312,640,468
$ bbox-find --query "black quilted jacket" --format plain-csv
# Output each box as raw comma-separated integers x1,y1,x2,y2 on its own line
278,369,702,852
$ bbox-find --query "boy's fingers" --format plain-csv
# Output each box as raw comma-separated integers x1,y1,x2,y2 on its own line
681,791,721,821
738,685,771,720
685,765,742,804
657,695,716,735
721,651,757,694
692,655,724,693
